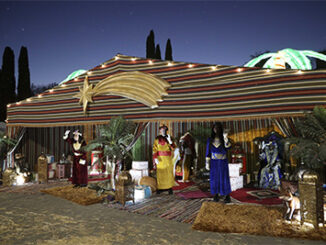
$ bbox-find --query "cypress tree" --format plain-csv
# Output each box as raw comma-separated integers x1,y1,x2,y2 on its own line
146,30,155,59
18,46,32,101
0,47,16,121
165,39,173,61
155,44,162,60
0,68,3,121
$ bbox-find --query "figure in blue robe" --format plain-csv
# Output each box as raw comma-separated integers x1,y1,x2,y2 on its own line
259,141,282,190
205,122,232,203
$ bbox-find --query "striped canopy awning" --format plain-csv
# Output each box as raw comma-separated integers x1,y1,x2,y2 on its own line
6,54,326,127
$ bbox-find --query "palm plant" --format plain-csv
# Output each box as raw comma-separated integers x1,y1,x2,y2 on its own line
0,131,16,159
84,116,135,188
0,131,16,175
85,116,135,166
286,106,326,173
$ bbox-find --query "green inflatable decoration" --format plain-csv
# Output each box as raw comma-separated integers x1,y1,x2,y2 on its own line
60,69,87,84
244,48,326,70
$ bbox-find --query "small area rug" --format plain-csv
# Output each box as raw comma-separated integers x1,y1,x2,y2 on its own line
230,187,282,205
172,181,195,191
106,193,210,224
193,202,326,241
176,190,213,199
41,185,106,205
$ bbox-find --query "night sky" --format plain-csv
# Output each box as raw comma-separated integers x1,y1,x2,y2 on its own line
1,1,326,86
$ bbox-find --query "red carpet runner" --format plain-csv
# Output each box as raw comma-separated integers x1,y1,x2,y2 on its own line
230,187,283,205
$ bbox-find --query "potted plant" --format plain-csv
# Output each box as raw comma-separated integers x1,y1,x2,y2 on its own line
0,131,17,184
84,116,135,189
285,106,326,182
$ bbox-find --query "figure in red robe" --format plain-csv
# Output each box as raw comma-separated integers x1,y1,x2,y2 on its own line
63,129,88,187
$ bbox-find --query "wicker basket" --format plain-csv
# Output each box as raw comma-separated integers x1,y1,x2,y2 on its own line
139,176,157,193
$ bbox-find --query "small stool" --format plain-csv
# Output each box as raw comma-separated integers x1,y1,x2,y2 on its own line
56,164,65,179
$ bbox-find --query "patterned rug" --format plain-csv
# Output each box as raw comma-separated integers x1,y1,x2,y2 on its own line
105,181,209,224
106,192,211,224
176,190,213,199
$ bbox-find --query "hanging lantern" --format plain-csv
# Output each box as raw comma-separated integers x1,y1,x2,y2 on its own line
299,171,324,228
37,153,48,184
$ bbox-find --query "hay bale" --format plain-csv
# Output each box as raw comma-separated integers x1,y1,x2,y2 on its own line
41,185,106,205
3,168,17,187
193,202,326,241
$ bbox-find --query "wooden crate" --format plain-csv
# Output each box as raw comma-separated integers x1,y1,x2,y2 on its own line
56,164,65,179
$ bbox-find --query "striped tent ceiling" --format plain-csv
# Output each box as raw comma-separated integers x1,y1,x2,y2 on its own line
6,54,326,128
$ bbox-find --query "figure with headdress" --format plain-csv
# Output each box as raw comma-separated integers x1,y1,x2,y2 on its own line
152,125,175,194
259,140,282,189
63,129,88,187
206,122,232,203
179,132,196,182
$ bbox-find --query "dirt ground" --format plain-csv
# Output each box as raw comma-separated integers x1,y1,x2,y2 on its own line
0,183,325,245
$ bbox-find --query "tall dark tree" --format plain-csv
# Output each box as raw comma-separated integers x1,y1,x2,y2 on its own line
146,30,155,59
165,39,173,61
0,69,2,120
0,47,16,121
155,44,161,60
17,46,32,101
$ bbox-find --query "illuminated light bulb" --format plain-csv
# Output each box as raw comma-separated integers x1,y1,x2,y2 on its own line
115,56,119,60
16,174,25,185
211,66,217,70
87,71,92,75
16,102,21,105
297,70,303,74
188,64,193,68
237,68,242,72
101,64,105,68
266,69,271,73
74,77,78,81
26,98,32,102
7,104,11,108
131,58,136,61
38,94,43,98
168,62,173,66
148,60,153,65
49,89,54,93
61,84,67,87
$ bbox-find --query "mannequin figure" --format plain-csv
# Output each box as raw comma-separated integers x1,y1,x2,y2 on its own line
152,125,175,195
206,122,232,203
179,132,196,182
63,129,88,187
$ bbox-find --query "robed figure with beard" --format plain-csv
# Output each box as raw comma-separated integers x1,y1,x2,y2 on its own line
63,130,88,187
152,125,175,195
